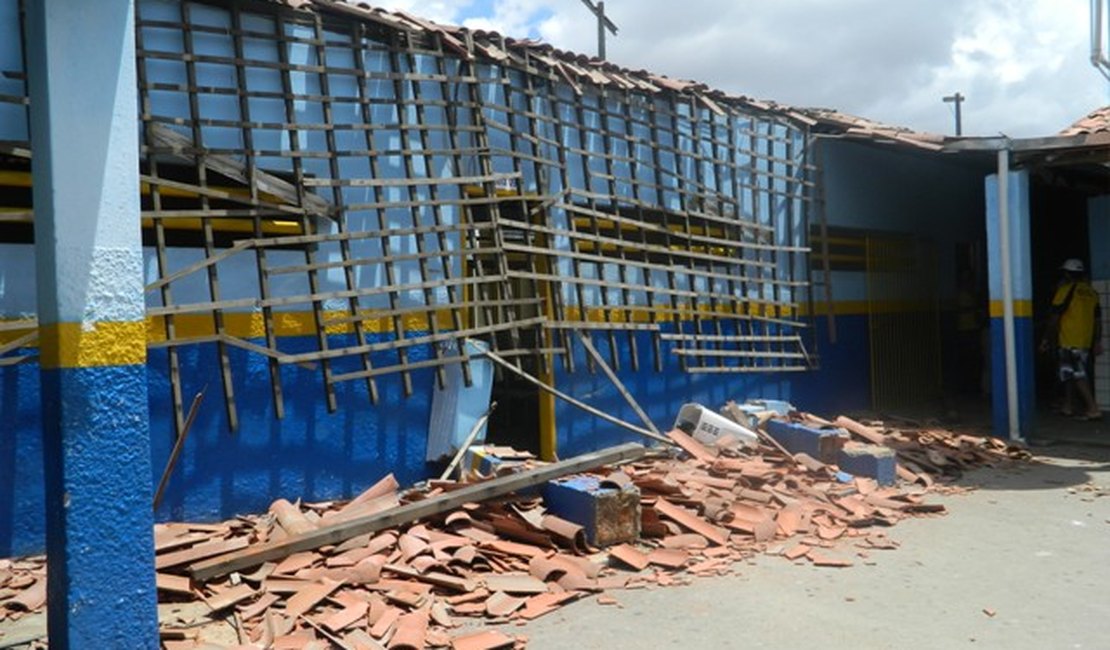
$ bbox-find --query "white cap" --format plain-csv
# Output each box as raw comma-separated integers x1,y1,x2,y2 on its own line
1060,258,1084,272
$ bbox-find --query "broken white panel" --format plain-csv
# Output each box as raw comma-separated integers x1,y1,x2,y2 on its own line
426,339,494,462
674,403,759,447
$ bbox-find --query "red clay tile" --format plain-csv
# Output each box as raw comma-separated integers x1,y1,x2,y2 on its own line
387,610,428,649
274,551,319,576
321,598,370,633
239,592,280,621
273,632,318,649
370,606,402,639
285,578,343,619
646,548,689,569
807,551,853,567
652,498,729,546
782,543,810,560
666,429,718,464
155,536,250,570
485,591,527,617
204,583,256,612
483,573,549,594
776,504,803,537
450,629,515,650
660,534,708,550
479,540,545,559
608,544,650,571
516,592,578,620
528,556,568,581
155,572,193,596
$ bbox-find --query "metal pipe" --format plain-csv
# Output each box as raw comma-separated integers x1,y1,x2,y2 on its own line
997,147,1021,441
1093,0,1110,79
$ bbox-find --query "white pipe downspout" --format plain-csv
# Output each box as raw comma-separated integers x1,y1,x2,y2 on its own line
997,146,1021,441
1093,0,1110,80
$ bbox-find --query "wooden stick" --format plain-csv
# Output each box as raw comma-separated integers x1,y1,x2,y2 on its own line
439,401,498,481
153,387,206,511
573,331,660,436
476,344,672,446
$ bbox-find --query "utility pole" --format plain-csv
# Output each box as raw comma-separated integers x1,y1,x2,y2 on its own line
942,92,965,136
580,0,619,60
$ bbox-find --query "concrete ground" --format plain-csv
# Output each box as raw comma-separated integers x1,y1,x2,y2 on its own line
3,443,1107,649
510,445,1110,650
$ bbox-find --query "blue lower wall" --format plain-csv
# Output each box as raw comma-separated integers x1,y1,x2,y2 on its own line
2,333,438,556
555,314,869,456
1,314,868,556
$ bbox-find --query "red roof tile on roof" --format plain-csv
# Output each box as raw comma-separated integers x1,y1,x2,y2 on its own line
1059,106,1110,136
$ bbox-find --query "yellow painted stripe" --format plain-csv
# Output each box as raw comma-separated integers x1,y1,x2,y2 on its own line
146,309,459,341
139,217,303,235
0,170,288,205
0,300,880,349
804,300,942,316
988,300,1033,318
7,298,946,353
0,310,461,347
39,321,147,369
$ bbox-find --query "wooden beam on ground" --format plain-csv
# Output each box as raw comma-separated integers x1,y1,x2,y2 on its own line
189,442,646,581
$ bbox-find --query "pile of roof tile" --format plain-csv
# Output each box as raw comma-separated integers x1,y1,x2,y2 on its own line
827,414,1032,487
0,557,46,625
0,415,1029,650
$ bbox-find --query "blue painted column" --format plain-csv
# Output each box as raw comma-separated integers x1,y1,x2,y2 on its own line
26,1,158,647
1089,195,1110,282
985,169,1034,438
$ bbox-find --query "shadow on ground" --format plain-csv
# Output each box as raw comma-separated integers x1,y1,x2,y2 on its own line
948,443,1110,491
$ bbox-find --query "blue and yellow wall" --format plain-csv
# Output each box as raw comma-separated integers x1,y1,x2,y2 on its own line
0,0,994,558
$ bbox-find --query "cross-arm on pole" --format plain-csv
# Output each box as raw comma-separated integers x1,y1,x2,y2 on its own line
579,0,619,59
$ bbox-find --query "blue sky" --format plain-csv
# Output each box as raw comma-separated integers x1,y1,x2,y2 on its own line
375,0,1109,137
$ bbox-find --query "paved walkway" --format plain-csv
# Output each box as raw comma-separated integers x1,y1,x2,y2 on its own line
513,445,1110,650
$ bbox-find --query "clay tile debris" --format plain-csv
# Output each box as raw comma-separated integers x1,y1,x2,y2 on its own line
666,429,718,464
451,630,516,650
0,406,1033,648
483,573,549,595
609,544,650,571
646,548,689,569
485,591,527,617
387,610,429,650
285,578,343,619
652,498,730,546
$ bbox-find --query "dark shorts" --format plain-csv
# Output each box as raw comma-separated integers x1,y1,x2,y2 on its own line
1058,347,1089,381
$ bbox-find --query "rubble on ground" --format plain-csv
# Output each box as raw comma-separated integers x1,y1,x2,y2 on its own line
0,406,1030,649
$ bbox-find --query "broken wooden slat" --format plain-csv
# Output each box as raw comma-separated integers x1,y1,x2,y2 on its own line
156,536,250,570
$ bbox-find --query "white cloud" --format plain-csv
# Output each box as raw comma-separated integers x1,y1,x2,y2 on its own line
371,0,1110,136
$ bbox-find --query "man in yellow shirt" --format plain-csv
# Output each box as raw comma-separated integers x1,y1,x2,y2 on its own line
1041,258,1103,420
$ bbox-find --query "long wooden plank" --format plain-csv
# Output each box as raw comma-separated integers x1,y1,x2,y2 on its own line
189,443,646,581
574,331,660,436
